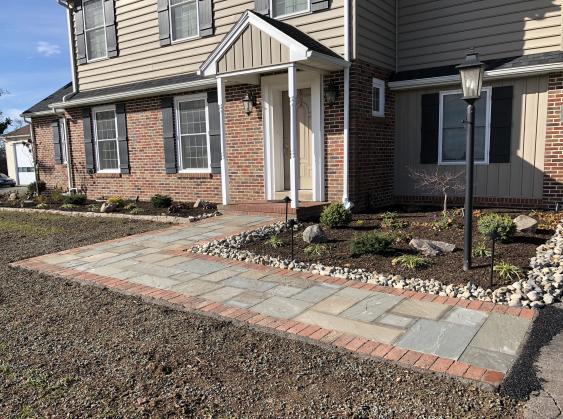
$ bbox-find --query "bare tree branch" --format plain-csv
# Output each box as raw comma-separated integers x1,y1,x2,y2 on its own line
408,167,465,212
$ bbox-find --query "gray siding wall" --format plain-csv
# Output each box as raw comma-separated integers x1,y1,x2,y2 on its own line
394,75,548,200
356,0,396,71
77,0,345,91
398,0,562,71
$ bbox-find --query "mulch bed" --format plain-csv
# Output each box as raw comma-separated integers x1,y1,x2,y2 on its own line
0,212,522,417
242,208,555,290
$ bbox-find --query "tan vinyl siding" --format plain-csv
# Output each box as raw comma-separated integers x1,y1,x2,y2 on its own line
398,0,562,71
356,0,396,71
77,0,345,91
394,76,548,200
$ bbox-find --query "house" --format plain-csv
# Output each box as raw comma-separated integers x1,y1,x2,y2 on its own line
0,125,36,186
22,0,563,211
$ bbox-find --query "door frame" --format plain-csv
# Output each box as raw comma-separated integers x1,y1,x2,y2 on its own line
262,71,325,202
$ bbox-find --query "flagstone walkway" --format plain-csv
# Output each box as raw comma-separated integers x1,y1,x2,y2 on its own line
13,214,537,389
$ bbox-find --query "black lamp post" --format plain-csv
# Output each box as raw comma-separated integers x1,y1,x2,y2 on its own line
457,51,485,272
283,196,291,224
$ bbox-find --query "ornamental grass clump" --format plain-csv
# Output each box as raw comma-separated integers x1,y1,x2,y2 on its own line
472,242,492,258
350,231,394,256
267,234,284,248
493,261,523,280
304,244,328,257
478,213,516,243
392,254,430,270
320,203,352,228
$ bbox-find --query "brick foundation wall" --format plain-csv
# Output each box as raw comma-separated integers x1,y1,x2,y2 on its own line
395,195,545,210
349,60,395,210
32,116,70,191
543,72,563,207
323,71,345,202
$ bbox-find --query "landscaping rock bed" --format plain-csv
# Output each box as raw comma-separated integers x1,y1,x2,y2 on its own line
192,215,563,308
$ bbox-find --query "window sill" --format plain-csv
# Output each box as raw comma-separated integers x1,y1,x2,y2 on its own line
274,10,311,20
171,35,201,45
95,172,122,179
176,172,214,179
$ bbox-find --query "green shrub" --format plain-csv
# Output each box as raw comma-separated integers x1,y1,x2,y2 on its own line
433,211,456,231
107,196,125,208
381,211,408,229
130,207,145,215
49,188,64,204
60,203,77,210
350,231,394,256
478,213,516,242
151,194,173,208
88,204,101,212
493,261,523,280
27,181,46,195
304,244,328,257
320,203,352,228
63,194,87,205
124,203,137,211
267,234,284,248
472,242,492,258
392,254,430,270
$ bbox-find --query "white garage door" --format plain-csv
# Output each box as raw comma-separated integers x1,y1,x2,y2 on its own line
14,143,36,185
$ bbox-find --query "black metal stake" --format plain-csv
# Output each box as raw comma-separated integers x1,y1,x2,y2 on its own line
288,219,295,260
490,236,496,288
463,100,476,272
283,196,291,224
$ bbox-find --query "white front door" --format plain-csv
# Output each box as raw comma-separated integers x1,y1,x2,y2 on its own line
14,143,35,185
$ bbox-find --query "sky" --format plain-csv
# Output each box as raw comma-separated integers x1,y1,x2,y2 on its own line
0,1,70,128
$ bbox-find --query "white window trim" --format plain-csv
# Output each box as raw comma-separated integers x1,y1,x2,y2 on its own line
372,78,385,118
438,87,492,166
169,0,200,44
270,0,311,19
60,117,69,165
83,0,109,63
92,104,121,173
174,93,212,174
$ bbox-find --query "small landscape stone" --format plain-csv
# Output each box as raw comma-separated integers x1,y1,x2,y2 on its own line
513,214,538,233
100,203,116,213
409,239,455,257
302,224,327,244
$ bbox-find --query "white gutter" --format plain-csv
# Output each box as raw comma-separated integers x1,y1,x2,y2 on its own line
57,0,78,97
342,0,351,205
389,62,563,91
49,79,216,109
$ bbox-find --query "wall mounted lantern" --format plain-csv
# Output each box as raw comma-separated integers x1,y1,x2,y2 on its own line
242,91,256,115
324,82,339,106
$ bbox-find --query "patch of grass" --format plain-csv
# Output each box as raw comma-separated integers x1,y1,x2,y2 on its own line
392,254,430,270
0,362,16,380
18,405,35,419
0,217,62,236
493,261,523,280
304,244,328,257
267,234,285,248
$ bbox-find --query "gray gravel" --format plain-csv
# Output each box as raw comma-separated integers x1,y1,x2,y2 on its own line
0,212,523,418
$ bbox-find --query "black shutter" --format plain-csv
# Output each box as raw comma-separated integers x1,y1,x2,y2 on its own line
82,108,95,173
75,0,87,65
207,90,221,174
254,0,270,16
311,0,330,12
198,0,214,37
420,93,440,164
104,0,118,58
116,104,130,174
162,98,177,174
489,86,513,164
52,120,63,164
157,0,171,47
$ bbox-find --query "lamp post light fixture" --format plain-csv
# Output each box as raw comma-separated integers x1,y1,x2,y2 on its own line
324,82,339,106
242,91,256,115
456,50,485,272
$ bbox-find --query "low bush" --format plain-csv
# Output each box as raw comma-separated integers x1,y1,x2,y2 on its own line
27,181,46,195
107,196,125,208
304,244,328,257
320,203,352,228
478,213,516,242
392,254,430,270
50,188,64,204
350,231,394,256
472,242,492,258
151,194,173,208
267,234,284,248
63,194,87,205
493,261,523,280
381,211,408,229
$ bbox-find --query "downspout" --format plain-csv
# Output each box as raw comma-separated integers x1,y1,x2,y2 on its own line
342,0,351,205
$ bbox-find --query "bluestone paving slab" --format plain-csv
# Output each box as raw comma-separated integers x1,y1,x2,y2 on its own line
128,263,184,278
43,254,80,264
111,244,145,254
459,346,515,373
262,274,315,289
395,319,479,359
135,253,175,264
443,307,488,327
295,310,403,344
177,260,229,275
238,270,270,280
154,256,193,267
90,252,141,267
391,298,451,320
223,276,276,292
82,252,119,262
252,296,313,319
266,285,303,298
334,287,373,300
226,291,268,308
342,293,403,322
377,313,414,328
88,265,124,277
311,295,359,315
112,270,140,280
171,279,222,296
293,284,340,303
199,269,241,282
201,286,245,302
469,313,531,356
170,272,201,282
129,275,180,290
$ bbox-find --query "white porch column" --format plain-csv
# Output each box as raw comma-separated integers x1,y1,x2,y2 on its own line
288,64,299,209
217,77,230,205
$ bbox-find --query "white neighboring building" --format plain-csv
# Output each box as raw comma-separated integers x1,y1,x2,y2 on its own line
0,125,36,185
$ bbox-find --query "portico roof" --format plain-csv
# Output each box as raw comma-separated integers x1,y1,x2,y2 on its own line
200,11,348,77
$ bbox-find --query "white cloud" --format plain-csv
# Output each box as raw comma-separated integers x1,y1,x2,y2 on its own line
37,41,61,57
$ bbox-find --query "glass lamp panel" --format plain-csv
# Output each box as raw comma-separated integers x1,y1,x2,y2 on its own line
460,67,484,99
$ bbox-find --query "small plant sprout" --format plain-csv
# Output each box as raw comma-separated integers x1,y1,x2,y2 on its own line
493,262,523,280
472,242,492,258
381,211,408,229
392,255,431,270
304,244,328,257
267,234,285,248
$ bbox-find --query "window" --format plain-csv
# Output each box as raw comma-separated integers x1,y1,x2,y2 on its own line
170,0,199,42
439,88,491,164
83,0,108,61
93,106,120,172
372,78,385,117
175,94,210,172
60,118,69,165
272,0,309,18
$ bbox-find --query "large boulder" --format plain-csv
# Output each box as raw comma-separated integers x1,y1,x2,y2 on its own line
8,192,18,202
303,224,327,244
513,214,538,234
409,238,455,257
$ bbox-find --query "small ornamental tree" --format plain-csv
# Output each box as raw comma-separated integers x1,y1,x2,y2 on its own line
408,167,464,213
